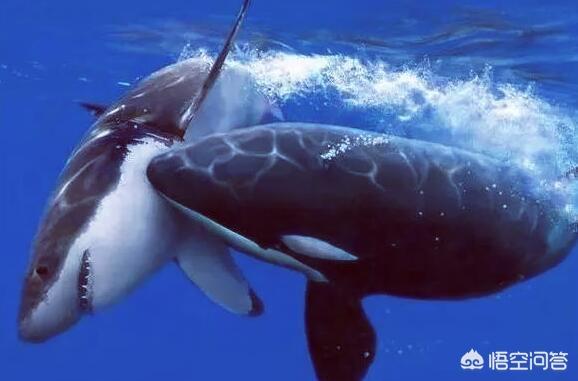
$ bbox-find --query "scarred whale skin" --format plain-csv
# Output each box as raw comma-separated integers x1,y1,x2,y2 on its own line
148,122,577,381
149,123,576,299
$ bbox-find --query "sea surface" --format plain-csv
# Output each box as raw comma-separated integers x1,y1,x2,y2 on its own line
1,0,577,380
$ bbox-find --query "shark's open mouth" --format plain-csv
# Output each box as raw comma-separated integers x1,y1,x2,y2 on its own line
78,249,93,313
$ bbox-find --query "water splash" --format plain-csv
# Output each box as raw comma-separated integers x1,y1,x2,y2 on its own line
320,134,390,161
180,48,578,220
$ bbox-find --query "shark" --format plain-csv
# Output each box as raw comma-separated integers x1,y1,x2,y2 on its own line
18,0,277,342
146,123,577,380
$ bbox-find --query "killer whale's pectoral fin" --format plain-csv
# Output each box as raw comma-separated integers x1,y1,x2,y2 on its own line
78,102,108,117
306,282,375,381
176,234,262,316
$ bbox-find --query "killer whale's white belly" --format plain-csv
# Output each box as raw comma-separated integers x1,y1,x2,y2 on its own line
68,137,175,310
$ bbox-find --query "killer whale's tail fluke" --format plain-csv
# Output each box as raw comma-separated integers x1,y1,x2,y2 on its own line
305,282,376,381
178,0,252,133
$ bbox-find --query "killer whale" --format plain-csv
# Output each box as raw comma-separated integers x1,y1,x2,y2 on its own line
18,0,266,342
147,123,577,380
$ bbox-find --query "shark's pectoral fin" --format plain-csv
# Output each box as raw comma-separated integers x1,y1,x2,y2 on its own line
281,235,358,261
305,282,375,381
176,236,262,316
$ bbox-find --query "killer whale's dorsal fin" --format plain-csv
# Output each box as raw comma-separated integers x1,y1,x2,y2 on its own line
178,0,252,133
306,282,376,381
79,102,108,117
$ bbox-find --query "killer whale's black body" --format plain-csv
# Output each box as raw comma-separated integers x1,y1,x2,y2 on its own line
149,123,577,380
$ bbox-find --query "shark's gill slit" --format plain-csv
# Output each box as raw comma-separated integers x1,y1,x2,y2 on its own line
78,249,93,313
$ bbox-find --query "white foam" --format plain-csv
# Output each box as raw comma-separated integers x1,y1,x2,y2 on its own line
179,48,578,219
321,134,389,160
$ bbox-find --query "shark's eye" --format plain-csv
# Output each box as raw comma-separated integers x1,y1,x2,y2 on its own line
35,265,50,278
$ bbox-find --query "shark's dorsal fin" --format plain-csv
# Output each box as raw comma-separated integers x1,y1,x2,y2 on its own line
78,102,108,117
178,0,251,133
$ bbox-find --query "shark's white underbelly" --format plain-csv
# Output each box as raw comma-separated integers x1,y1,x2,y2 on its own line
68,137,175,310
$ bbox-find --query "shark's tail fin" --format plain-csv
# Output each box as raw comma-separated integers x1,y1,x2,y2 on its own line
178,0,252,133
305,281,376,381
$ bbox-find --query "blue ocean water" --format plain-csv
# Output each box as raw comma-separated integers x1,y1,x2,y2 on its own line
1,0,577,380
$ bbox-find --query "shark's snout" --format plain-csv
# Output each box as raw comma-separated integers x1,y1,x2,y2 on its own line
18,248,93,343
18,295,82,343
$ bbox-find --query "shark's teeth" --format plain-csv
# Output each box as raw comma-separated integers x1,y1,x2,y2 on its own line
78,249,93,313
